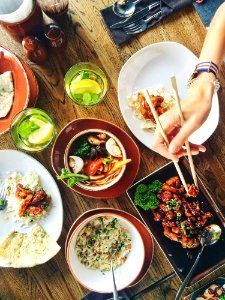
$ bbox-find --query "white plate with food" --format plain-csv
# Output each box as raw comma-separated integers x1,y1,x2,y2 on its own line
66,212,145,292
118,41,219,149
0,150,63,267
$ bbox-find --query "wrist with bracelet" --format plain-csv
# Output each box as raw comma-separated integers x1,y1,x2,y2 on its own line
187,61,220,93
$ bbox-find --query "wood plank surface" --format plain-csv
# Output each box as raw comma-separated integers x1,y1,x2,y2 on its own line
0,1,224,300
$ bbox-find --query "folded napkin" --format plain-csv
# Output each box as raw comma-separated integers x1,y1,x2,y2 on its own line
101,0,193,45
81,290,130,300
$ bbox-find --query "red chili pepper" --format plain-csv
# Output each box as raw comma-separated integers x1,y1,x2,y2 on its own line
85,158,103,176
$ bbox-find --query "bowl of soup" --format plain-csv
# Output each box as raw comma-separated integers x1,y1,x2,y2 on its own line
64,129,131,191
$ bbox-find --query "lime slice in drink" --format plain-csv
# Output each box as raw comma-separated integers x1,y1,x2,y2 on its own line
28,123,54,145
29,116,47,127
70,79,101,95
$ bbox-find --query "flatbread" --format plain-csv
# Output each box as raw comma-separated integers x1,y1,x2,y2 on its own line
0,224,61,268
0,71,14,118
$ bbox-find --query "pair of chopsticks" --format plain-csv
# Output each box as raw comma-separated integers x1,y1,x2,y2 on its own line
143,75,198,193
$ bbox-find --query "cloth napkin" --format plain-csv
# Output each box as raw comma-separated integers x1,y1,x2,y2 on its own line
81,290,131,300
101,0,193,45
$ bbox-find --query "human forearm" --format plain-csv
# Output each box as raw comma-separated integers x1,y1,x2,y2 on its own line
199,2,225,66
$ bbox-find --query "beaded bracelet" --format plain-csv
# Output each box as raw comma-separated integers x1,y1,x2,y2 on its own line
187,73,220,94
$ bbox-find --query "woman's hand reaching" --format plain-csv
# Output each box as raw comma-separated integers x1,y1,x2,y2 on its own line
151,74,215,161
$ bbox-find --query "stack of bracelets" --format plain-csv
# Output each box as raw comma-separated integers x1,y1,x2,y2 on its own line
187,61,220,93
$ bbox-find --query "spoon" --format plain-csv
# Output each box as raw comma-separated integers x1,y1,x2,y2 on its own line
113,0,143,18
109,246,119,300
175,224,222,300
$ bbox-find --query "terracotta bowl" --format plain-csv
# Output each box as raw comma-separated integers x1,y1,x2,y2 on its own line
64,128,127,191
51,118,140,199
0,46,30,135
66,211,145,293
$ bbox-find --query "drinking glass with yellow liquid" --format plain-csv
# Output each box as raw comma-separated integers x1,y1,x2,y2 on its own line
64,62,108,106
10,108,56,152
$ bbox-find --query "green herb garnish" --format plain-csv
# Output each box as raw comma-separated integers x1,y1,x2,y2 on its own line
148,180,162,193
57,168,89,187
17,120,40,139
134,180,162,211
176,212,182,219
103,157,111,164
166,199,180,210
213,232,221,240
181,222,185,229
74,138,91,158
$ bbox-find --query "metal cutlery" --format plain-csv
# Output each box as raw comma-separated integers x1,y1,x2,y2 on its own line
113,0,143,18
175,224,222,300
110,1,160,29
124,11,161,34
109,245,119,300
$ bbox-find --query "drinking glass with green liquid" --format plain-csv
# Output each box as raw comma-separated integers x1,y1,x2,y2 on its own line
64,62,108,106
10,108,56,152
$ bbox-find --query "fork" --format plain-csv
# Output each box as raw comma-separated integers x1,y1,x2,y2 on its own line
0,182,7,210
124,11,161,34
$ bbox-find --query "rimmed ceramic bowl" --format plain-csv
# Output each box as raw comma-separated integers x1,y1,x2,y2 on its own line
51,118,140,199
64,128,127,191
66,211,145,293
65,208,154,288
0,46,30,135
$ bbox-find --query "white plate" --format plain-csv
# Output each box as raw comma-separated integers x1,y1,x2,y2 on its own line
0,149,63,267
67,212,145,292
118,41,219,148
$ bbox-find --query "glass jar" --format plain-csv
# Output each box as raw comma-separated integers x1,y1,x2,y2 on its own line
22,36,47,64
44,24,67,54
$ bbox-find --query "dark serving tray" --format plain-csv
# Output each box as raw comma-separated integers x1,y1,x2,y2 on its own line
127,159,225,286
189,276,225,299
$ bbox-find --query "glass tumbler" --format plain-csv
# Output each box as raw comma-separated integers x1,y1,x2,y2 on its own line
64,62,108,107
38,0,69,18
10,107,56,152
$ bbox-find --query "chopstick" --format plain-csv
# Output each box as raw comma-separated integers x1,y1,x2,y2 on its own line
143,90,189,194
170,75,198,189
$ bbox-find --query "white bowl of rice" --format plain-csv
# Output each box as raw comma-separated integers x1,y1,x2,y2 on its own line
66,212,145,292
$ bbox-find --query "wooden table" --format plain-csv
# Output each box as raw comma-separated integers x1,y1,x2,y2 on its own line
0,1,225,299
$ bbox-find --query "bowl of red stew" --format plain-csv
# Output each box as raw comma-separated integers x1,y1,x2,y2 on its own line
64,129,131,191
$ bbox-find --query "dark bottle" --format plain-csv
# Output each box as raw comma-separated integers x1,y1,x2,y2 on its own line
22,36,47,64
44,24,67,54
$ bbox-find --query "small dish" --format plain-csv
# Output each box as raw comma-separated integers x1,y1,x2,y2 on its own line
66,211,145,292
0,46,30,135
64,128,127,191
189,276,225,299
127,158,225,286
51,118,140,199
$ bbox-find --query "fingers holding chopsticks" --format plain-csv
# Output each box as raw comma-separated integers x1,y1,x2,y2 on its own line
152,127,206,162
151,109,206,161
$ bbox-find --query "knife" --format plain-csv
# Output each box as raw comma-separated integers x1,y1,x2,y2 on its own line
110,1,160,29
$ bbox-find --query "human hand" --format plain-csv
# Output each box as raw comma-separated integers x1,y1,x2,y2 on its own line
151,77,215,161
